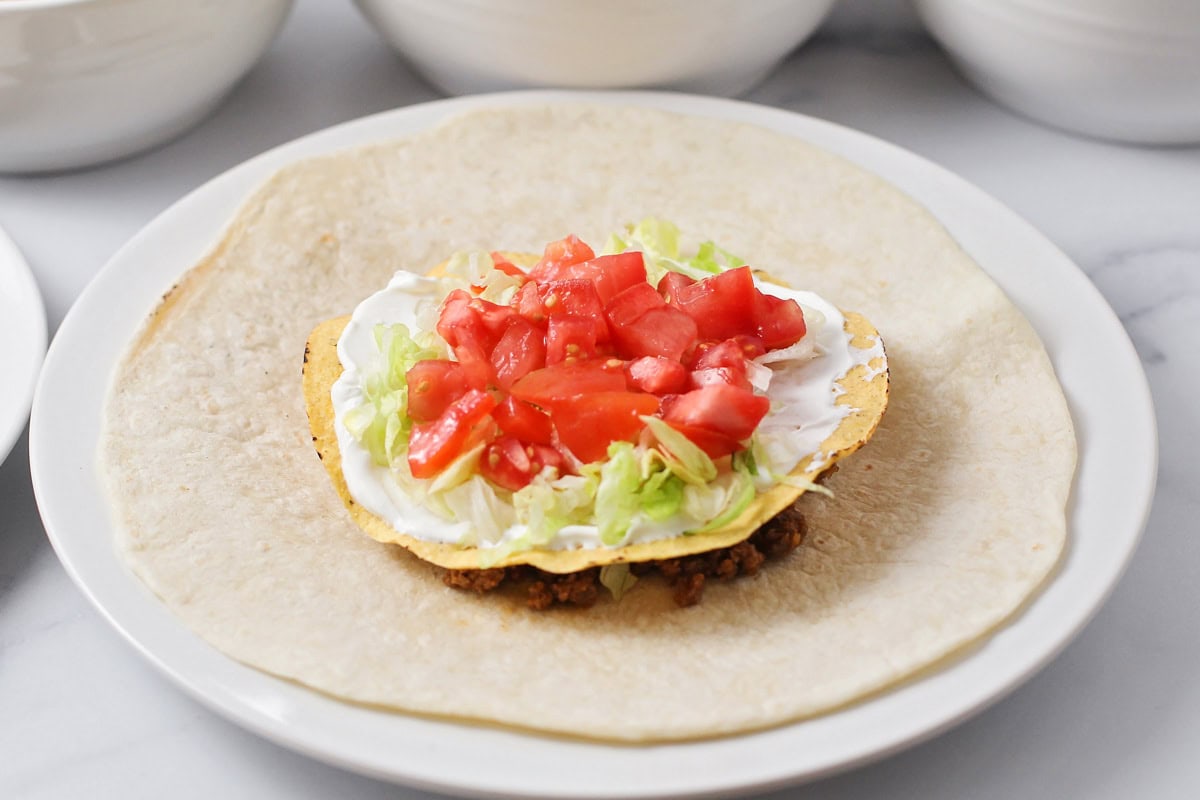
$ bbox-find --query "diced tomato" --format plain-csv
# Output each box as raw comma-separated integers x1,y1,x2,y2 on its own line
490,251,527,279
540,278,604,318
609,305,698,362
490,318,546,390
657,271,695,303
452,331,495,391
587,252,648,304
546,315,599,365
539,279,609,343
492,396,554,445
753,292,807,349
626,356,689,395
510,360,627,407
550,392,660,463
662,384,770,442
567,252,648,304
512,281,548,326
604,282,665,328
441,289,516,355
436,289,482,349
479,437,571,491
690,366,752,391
527,443,570,478
407,389,497,479
691,339,747,371
687,340,752,389
468,297,516,341
405,359,468,422
664,421,742,459
479,437,536,491
672,266,758,341
528,234,596,283
731,333,767,360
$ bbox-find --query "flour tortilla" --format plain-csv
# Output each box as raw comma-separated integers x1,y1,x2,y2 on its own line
101,105,1075,742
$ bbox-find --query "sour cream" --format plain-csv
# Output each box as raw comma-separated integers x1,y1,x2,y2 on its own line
331,270,881,552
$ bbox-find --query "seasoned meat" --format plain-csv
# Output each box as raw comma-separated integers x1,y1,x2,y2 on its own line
441,503,809,609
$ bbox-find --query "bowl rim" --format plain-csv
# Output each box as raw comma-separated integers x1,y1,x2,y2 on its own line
0,0,100,10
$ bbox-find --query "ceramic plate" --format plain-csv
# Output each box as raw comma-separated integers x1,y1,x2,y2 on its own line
29,92,1156,798
0,224,46,464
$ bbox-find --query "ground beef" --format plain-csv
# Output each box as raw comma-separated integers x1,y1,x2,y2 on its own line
441,502,809,609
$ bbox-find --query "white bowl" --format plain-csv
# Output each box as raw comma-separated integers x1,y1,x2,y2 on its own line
0,0,294,173
353,0,839,96
914,0,1200,144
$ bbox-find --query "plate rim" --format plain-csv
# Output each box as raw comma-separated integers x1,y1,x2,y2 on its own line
0,222,47,464
29,89,1157,799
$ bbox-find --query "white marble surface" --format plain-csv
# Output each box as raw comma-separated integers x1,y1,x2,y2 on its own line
2,1,1197,797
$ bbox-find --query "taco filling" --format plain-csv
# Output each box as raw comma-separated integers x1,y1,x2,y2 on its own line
303,219,889,599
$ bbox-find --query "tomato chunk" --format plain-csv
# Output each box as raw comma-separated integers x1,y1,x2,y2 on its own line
731,333,767,360
480,437,573,491
490,251,527,278
452,333,495,391
540,279,609,344
512,281,548,326
691,339,748,371
541,278,605,318
405,359,468,422
529,234,596,283
437,289,516,351
509,360,626,407
490,318,546,390
478,437,536,491
672,266,757,341
626,356,689,395
657,271,695,303
492,396,554,445
663,421,741,459
550,392,660,463
561,252,648,304
604,282,665,327
690,366,752,391
610,305,698,362
688,340,752,389
408,389,497,478
662,384,769,442
753,292,807,349
546,315,599,365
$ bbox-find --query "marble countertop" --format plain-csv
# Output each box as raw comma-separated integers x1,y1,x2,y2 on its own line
3,1,1197,798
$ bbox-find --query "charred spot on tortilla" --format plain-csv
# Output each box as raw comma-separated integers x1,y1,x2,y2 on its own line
301,247,888,604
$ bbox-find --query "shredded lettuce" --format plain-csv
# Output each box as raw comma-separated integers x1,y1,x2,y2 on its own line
640,416,717,486
637,467,684,521
594,443,643,545
688,240,742,274
604,217,746,284
440,475,517,549
599,563,638,602
696,470,756,532
438,250,525,304
343,323,438,467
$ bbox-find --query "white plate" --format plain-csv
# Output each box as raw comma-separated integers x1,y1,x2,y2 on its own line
0,224,46,465
29,92,1157,799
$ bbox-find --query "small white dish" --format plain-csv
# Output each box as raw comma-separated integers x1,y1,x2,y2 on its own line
0,0,294,173
353,0,839,96
915,0,1200,144
30,92,1156,797
0,224,47,464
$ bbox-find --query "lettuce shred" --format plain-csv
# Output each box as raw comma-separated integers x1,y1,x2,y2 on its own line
342,323,438,467
603,217,744,284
